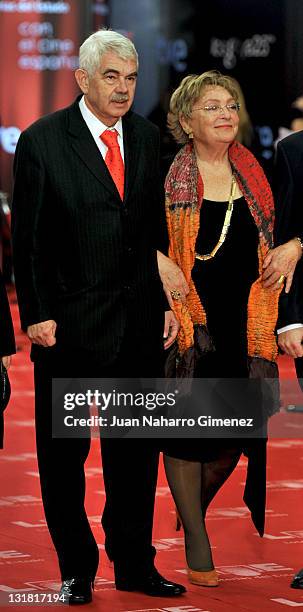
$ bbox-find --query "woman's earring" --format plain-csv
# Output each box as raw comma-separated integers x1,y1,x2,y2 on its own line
184,128,193,139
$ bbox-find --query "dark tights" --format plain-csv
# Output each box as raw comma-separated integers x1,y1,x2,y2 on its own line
164,447,241,571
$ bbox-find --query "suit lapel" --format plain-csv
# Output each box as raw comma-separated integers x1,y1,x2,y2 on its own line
67,98,119,201
123,113,140,203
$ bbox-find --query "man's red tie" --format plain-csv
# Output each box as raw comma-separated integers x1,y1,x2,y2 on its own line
100,129,124,200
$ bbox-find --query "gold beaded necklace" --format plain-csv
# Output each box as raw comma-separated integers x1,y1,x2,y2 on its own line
195,175,237,261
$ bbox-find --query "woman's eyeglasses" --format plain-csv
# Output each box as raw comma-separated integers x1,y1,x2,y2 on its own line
192,103,241,115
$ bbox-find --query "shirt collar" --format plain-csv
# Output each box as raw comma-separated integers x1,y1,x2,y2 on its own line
79,95,123,139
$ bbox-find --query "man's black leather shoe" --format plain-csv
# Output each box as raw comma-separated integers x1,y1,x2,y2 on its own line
116,568,186,597
291,569,303,589
59,578,93,604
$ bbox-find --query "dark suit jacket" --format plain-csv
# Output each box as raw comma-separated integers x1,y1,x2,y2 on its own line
273,132,303,382
0,269,15,358
12,97,167,364
273,132,303,329
0,269,15,448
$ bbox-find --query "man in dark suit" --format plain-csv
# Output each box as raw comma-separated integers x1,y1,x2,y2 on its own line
263,131,303,589
273,133,303,370
12,29,185,604
0,268,15,448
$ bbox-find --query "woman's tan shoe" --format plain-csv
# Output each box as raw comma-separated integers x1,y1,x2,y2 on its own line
187,568,219,587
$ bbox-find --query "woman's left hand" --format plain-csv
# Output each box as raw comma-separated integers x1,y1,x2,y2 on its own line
163,311,180,349
262,239,302,293
2,356,12,369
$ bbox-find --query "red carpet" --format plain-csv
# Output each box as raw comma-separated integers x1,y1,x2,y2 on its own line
1,292,303,611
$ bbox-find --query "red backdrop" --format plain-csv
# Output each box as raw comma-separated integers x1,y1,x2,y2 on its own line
0,1,108,195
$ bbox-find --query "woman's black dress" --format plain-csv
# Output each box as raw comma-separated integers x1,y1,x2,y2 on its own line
164,195,260,461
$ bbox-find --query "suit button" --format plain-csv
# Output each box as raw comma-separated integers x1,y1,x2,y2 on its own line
122,207,129,216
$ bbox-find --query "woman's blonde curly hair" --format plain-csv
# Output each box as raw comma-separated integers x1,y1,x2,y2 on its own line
168,70,239,144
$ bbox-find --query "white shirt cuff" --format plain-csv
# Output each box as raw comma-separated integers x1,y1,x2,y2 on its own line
277,323,303,334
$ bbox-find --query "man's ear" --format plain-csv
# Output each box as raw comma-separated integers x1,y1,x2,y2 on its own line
75,69,89,94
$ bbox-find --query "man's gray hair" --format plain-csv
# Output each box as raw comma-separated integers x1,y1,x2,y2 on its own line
79,29,138,77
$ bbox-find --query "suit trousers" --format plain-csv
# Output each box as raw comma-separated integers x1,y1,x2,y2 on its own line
295,358,303,392
34,331,164,581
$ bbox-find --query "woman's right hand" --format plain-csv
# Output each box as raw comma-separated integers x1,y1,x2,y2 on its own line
157,251,189,308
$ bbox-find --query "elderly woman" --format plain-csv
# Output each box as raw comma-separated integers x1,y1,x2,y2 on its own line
162,70,283,588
